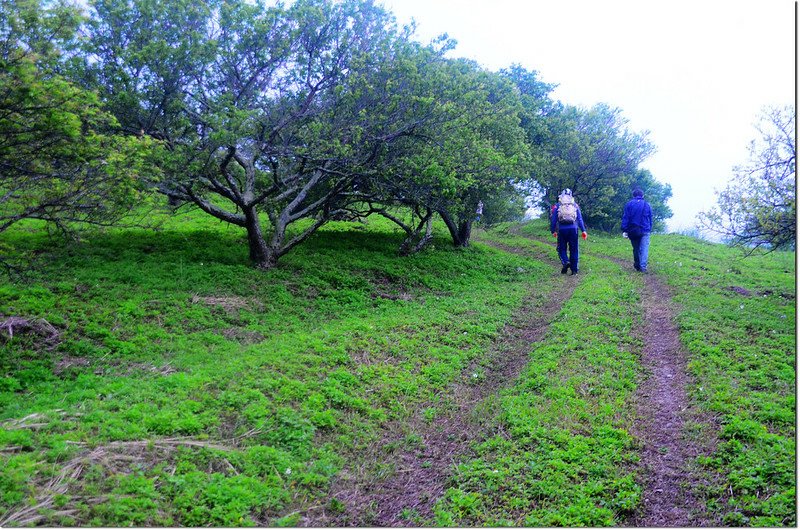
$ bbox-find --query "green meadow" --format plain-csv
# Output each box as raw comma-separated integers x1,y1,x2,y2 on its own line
0,213,795,527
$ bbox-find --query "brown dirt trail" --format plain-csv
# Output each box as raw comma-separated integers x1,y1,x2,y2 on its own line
509,230,714,526
602,256,714,527
625,274,696,525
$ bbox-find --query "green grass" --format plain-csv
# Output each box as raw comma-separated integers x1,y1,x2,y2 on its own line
0,211,548,526
431,230,644,526
0,212,795,527
519,218,796,526
649,238,795,527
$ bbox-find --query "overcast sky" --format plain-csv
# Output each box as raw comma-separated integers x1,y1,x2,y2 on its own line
381,0,795,232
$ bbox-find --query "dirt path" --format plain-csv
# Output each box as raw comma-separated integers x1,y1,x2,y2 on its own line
623,271,711,526
304,239,577,527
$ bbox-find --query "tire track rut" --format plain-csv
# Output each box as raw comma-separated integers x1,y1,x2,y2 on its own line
304,238,578,526
624,270,711,526
595,253,712,527
513,228,713,525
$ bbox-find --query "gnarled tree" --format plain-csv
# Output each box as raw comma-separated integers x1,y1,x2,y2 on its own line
361,58,532,249
531,103,663,230
0,0,151,237
80,0,441,268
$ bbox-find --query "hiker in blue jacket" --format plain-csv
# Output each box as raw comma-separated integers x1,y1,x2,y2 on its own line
621,187,653,272
550,189,588,275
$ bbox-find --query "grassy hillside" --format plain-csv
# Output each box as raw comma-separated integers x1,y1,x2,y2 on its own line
0,213,795,526
515,220,796,526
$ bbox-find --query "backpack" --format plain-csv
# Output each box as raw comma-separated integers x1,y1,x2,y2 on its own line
557,195,577,223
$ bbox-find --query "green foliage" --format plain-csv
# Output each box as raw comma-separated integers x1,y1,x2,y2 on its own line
525,102,668,231
432,233,643,526
0,0,155,236
0,211,795,527
369,58,533,247
83,0,524,266
0,2,794,526
585,223,796,526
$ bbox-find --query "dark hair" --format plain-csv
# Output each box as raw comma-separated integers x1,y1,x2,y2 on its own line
632,187,644,198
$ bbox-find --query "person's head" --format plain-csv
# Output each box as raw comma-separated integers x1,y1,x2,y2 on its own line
632,187,644,198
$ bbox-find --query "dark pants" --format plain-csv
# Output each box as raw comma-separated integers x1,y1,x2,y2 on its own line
628,233,650,271
557,227,579,273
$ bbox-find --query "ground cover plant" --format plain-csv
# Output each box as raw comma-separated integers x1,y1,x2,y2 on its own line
0,212,795,527
430,230,645,526
0,210,546,526
3,0,793,526
623,234,795,526
517,219,796,526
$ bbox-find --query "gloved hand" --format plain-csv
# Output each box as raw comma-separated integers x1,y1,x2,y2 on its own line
582,231,587,240
552,232,558,238
622,232,628,239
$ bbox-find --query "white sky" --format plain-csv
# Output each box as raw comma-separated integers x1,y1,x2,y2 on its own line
381,0,796,232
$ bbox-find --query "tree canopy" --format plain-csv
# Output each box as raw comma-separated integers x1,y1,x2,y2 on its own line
527,102,662,229
0,0,152,236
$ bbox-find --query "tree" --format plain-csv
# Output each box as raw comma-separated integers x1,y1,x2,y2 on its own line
532,103,660,229
316,54,531,252
374,59,532,249
80,0,451,268
699,105,796,251
499,64,557,155
0,0,151,237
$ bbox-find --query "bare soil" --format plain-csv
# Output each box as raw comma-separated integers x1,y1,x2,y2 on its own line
621,273,693,526
305,232,717,527
304,240,578,527
614,264,716,527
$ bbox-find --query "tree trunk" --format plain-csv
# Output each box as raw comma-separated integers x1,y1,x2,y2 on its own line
244,208,277,269
439,210,472,247
167,193,183,207
398,212,434,256
457,219,472,247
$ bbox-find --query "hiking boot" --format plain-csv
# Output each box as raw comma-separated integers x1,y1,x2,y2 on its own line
561,263,570,274
570,269,579,275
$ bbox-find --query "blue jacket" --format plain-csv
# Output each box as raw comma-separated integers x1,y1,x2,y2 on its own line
621,197,652,235
550,203,586,233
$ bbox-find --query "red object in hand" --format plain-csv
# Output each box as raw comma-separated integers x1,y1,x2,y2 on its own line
552,232,558,238
582,231,588,240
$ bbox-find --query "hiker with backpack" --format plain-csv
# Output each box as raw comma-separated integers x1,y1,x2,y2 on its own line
550,188,588,275
621,187,653,272
475,200,484,222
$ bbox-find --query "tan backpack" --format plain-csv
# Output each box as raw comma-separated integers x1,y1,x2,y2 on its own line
557,194,578,223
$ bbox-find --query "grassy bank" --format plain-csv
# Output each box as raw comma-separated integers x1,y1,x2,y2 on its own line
0,213,795,526
0,213,548,526
433,231,644,526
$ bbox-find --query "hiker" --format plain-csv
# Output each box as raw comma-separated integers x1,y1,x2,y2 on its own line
550,188,588,275
621,187,653,272
475,200,484,222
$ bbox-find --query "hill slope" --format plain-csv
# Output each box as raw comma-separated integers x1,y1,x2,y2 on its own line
0,215,795,526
